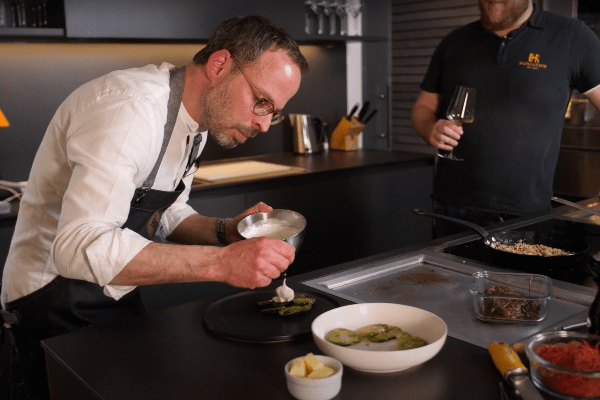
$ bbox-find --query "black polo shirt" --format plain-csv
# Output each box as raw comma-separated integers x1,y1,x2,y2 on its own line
421,6,600,215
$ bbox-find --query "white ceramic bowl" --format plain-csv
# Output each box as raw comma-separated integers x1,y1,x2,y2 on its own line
311,303,448,373
284,355,343,400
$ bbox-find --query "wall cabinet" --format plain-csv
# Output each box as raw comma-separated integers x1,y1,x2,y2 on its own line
63,0,307,40
1,0,386,42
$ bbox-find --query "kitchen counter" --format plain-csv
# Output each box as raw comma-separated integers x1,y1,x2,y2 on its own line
189,150,433,193
42,265,503,400
41,202,599,400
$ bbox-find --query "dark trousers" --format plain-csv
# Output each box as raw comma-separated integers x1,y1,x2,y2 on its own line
432,203,520,239
2,277,144,400
1,324,49,400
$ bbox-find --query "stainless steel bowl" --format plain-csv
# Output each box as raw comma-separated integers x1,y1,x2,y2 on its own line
237,209,306,251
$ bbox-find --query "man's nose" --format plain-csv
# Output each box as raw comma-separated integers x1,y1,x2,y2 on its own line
256,114,272,132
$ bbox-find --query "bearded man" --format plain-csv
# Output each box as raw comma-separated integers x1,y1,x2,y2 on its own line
0,16,308,400
411,0,600,238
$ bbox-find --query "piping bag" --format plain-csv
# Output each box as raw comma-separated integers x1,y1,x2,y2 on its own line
488,341,544,400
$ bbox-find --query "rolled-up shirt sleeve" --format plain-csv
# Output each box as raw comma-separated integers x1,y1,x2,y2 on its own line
52,90,162,299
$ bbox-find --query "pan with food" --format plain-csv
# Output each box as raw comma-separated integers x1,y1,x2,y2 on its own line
412,209,589,271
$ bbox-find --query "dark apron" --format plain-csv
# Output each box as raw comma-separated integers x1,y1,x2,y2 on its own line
1,66,203,400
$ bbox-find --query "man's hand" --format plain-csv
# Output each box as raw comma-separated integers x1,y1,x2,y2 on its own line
215,236,295,288
428,119,463,151
412,90,463,151
225,202,273,244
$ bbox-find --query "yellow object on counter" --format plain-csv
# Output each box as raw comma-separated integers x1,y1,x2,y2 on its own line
330,116,365,151
289,358,307,378
488,341,527,375
304,353,324,373
290,353,336,379
307,366,336,379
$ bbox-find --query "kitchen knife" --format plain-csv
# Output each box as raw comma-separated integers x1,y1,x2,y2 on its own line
347,103,359,120
488,341,544,400
357,101,370,121
362,109,378,125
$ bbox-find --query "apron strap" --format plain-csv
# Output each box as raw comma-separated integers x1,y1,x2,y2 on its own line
137,66,186,200
0,309,20,326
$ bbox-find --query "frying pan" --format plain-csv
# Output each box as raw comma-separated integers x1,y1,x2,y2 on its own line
412,209,589,271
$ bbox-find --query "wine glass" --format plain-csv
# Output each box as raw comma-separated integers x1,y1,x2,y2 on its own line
305,0,319,34
316,1,329,35
328,1,339,35
335,0,348,35
438,85,476,161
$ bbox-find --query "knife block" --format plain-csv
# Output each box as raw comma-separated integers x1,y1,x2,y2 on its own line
330,117,365,151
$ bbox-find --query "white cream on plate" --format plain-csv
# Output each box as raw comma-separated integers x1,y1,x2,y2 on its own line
273,278,295,302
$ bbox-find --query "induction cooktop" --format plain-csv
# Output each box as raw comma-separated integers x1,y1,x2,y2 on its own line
441,218,600,285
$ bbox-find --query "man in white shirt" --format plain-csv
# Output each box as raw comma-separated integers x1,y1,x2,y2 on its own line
0,15,308,400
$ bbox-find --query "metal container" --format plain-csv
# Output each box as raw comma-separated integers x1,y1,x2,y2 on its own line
237,209,306,251
289,114,323,154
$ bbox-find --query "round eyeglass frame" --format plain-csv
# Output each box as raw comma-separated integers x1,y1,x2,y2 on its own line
231,57,285,126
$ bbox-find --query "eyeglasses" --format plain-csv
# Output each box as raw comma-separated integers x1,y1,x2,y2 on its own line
230,57,285,125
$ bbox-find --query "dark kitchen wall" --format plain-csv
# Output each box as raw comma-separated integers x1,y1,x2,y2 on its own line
0,42,346,181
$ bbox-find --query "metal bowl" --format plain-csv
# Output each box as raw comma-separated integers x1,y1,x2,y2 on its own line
237,209,306,251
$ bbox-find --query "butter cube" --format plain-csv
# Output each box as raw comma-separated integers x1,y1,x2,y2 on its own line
289,357,307,378
303,353,324,374
307,365,336,379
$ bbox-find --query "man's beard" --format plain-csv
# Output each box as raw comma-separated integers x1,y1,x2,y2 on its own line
479,0,529,32
201,77,259,149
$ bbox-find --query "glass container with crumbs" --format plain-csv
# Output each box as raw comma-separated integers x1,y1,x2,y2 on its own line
470,271,552,323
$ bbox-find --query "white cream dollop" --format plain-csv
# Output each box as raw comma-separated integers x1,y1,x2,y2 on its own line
272,278,295,302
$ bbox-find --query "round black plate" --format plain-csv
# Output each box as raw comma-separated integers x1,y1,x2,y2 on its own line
203,290,339,343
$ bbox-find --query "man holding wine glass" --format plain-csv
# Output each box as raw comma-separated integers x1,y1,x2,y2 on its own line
411,0,600,238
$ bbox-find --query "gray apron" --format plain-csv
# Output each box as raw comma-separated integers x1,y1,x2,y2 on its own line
0,66,203,400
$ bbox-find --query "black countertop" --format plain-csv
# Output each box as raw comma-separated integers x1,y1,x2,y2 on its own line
0,150,432,220
190,150,433,194
41,200,600,400
42,259,503,400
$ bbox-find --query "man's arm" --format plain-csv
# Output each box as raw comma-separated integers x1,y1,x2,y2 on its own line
110,202,294,289
584,85,600,114
412,90,462,151
110,235,294,289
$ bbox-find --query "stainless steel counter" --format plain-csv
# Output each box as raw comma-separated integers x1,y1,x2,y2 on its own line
303,249,592,349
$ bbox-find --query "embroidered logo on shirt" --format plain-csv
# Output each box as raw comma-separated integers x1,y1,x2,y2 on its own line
519,53,547,70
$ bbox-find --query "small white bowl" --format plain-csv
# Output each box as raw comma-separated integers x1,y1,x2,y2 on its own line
284,355,343,400
312,303,447,373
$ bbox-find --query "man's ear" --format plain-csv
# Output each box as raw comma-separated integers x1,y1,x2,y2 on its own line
206,49,232,82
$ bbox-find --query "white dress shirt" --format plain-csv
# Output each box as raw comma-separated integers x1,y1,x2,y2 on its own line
1,62,206,307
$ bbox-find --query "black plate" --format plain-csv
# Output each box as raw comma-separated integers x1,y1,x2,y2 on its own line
203,290,339,343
